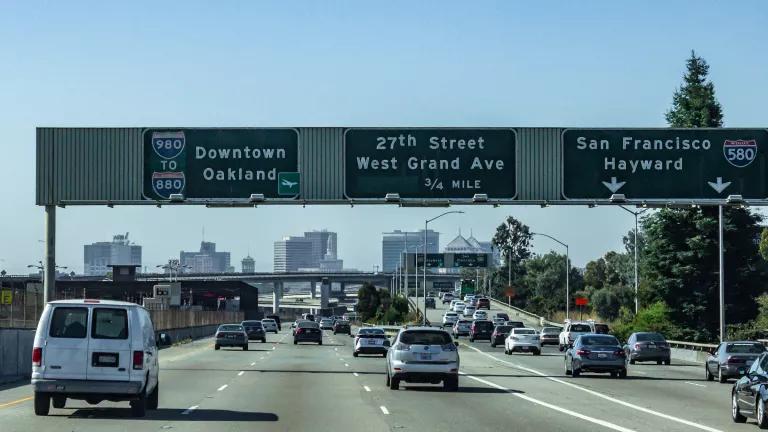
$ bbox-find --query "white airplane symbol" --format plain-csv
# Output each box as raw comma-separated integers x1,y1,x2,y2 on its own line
281,179,297,188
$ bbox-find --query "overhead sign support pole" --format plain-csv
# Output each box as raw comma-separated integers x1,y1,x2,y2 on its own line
719,205,725,342
44,205,56,304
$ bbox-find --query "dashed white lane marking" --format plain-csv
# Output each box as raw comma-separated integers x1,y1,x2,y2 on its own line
353,372,359,377
633,370,647,375
380,406,390,415
259,357,265,360
238,371,245,376
334,348,338,351
685,381,706,387
463,345,723,432
344,363,350,367
217,384,228,392
182,405,199,415
251,362,256,366
364,385,371,392
272,347,276,350
461,373,635,432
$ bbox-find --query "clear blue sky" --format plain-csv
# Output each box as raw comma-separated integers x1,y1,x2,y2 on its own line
1,1,766,274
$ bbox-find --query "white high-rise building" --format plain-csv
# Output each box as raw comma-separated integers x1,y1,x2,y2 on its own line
83,233,142,276
381,230,439,272
273,237,314,272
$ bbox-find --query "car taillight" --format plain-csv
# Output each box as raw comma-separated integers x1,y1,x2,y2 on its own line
133,350,144,370
614,349,626,357
215,332,220,338
576,349,591,356
32,347,42,367
295,328,303,335
634,343,641,350
393,343,411,351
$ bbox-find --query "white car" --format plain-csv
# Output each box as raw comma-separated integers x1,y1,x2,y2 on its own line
453,303,466,313
505,327,541,355
353,327,389,357
463,306,477,317
261,318,279,333
472,310,488,320
386,327,459,391
558,321,594,351
32,300,160,417
442,311,459,327
449,299,462,309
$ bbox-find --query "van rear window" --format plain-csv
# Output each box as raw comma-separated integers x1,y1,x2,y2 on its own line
49,307,88,338
92,308,128,340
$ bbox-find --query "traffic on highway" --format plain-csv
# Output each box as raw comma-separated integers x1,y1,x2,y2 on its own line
0,294,763,431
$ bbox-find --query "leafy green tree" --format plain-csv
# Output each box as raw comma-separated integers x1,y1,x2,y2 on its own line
491,216,533,299
518,251,582,316
641,207,765,341
355,282,380,322
584,258,607,290
612,301,678,342
665,50,723,128
591,285,634,322
759,228,768,261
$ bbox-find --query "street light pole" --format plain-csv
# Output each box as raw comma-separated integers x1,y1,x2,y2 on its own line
619,206,649,314
532,232,570,320
424,210,464,326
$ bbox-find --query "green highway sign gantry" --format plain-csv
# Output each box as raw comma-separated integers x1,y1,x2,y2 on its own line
344,129,516,200
405,253,491,270
143,128,299,200
562,129,768,200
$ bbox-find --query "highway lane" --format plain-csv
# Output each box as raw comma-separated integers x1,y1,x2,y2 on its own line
0,312,754,432
425,300,747,431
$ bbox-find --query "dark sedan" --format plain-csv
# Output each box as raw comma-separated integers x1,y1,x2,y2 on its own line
469,320,494,342
333,320,351,335
294,321,323,345
491,325,513,348
625,332,670,365
565,334,627,378
707,341,765,383
241,320,267,342
732,352,768,427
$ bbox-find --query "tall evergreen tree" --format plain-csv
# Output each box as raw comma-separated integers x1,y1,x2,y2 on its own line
665,50,723,128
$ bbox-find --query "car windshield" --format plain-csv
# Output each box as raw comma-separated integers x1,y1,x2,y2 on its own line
495,325,513,333
542,327,560,334
457,320,471,325
242,321,262,327
336,321,349,325
581,336,619,346
399,331,452,345
298,322,319,328
515,329,536,335
570,324,592,332
474,321,493,330
727,343,765,354
507,321,524,328
636,333,666,342
220,325,243,332
359,328,385,336
262,319,275,323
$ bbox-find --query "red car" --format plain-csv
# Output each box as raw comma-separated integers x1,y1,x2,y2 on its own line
477,298,491,310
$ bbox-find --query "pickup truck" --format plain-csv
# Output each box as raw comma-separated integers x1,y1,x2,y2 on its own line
558,321,595,351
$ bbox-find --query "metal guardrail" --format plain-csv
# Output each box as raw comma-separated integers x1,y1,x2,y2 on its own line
667,340,717,351
489,298,563,328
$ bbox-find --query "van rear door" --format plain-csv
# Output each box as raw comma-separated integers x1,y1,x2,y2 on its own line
86,307,131,381
43,306,90,380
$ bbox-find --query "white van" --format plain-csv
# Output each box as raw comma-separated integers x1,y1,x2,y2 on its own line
31,299,160,417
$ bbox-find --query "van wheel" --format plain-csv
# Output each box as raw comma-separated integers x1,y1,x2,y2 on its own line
130,390,147,417
243,344,248,351
147,382,159,410
214,344,220,350
34,393,50,416
318,341,322,345
558,345,565,352
629,359,636,365
52,396,66,409
262,338,266,343
353,351,359,357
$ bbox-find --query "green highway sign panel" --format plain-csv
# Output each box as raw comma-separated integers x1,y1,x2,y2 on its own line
452,253,488,268
344,129,516,199
143,128,299,200
415,253,446,268
562,129,768,200
278,172,300,195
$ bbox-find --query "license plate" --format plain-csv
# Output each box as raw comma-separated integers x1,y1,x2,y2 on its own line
367,339,379,345
598,353,608,359
521,346,529,351
227,334,235,339
419,353,432,360
98,354,116,363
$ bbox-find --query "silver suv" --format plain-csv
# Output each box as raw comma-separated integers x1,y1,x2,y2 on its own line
385,327,460,391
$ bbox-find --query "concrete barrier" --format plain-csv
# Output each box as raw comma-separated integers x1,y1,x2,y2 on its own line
0,328,35,385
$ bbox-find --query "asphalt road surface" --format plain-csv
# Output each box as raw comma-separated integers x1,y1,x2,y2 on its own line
0,305,752,432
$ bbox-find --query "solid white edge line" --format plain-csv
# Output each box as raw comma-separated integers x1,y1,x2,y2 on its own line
217,384,228,391
238,371,245,376
463,344,723,432
380,405,389,415
364,385,371,392
461,373,634,432
181,405,198,415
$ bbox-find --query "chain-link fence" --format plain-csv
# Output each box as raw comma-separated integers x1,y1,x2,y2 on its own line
0,282,44,329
